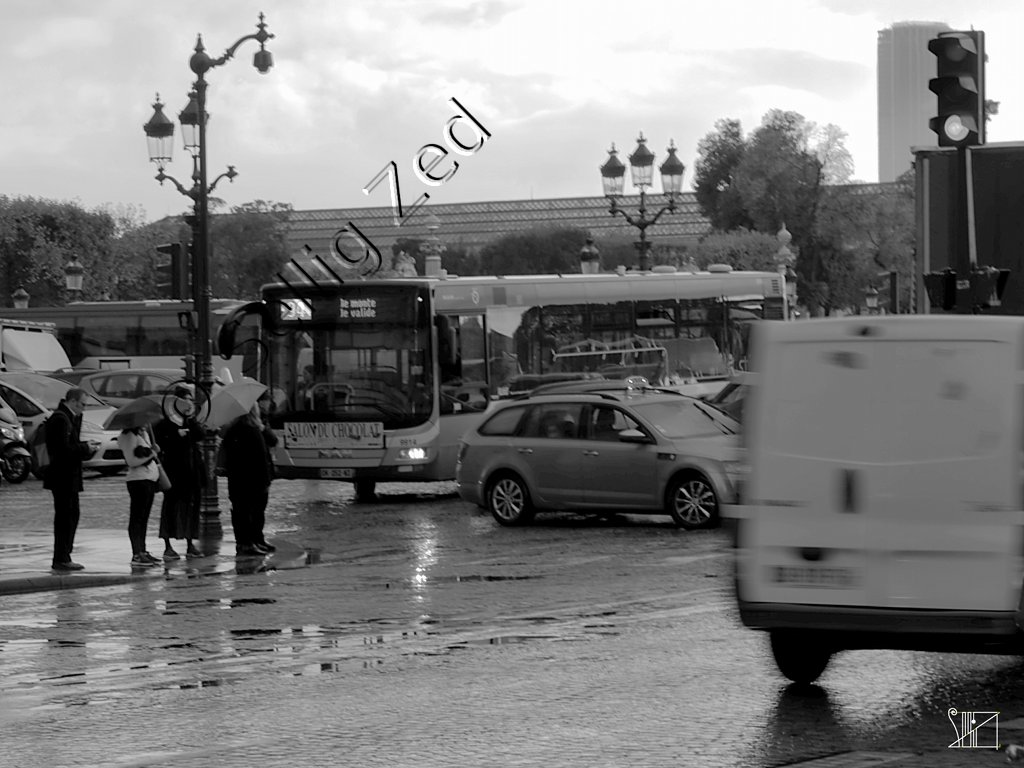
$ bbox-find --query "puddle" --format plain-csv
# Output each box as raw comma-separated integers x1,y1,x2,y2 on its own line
452,634,560,648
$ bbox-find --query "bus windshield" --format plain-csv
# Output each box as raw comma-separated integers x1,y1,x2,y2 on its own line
266,285,432,430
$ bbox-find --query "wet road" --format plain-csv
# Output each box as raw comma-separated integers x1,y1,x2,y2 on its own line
1,476,1022,767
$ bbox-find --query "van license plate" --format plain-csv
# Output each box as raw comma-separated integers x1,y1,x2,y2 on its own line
772,566,857,588
320,468,354,479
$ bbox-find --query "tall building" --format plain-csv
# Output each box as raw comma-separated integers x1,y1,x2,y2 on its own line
877,21,950,182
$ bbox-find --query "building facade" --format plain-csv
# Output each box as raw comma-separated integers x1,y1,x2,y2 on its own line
877,20,950,183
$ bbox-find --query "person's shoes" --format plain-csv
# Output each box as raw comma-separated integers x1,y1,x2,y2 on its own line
131,554,157,568
257,541,276,553
142,552,160,564
235,544,260,556
186,548,203,559
52,561,84,571
163,548,181,561
251,542,271,555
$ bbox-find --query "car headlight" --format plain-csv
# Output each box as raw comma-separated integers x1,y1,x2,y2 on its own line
398,447,428,461
0,425,22,441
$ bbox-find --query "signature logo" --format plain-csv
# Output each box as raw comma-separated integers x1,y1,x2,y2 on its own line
948,708,999,749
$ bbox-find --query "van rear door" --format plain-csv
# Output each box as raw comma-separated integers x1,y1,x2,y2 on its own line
741,327,879,608
870,334,1022,612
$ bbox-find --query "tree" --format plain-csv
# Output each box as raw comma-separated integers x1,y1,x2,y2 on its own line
209,200,293,299
0,196,122,305
687,229,782,272
478,226,590,275
693,119,751,232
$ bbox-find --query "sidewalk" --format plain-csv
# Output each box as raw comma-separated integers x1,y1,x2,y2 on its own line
0,528,316,596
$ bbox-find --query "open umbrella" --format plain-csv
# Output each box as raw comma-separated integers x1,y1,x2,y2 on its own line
206,380,268,429
103,395,164,431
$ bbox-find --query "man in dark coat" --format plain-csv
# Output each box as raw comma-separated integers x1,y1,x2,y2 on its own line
44,388,96,570
222,398,278,555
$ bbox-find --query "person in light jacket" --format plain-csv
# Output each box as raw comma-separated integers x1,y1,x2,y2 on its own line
117,426,161,567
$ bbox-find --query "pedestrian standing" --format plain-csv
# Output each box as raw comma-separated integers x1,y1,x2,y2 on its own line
222,399,277,555
116,426,160,567
154,386,206,560
44,388,95,571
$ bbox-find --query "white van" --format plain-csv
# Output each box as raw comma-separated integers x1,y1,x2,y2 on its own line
729,316,1024,684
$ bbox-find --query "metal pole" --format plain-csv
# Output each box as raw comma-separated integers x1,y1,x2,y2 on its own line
195,75,220,533
955,146,972,314
636,188,650,271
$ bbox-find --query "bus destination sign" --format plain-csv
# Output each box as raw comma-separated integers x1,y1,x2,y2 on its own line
285,421,384,449
339,297,376,319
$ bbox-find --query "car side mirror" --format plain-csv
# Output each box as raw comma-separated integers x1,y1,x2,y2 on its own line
618,429,652,444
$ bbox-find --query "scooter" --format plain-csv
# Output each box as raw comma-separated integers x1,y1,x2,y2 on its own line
0,416,31,484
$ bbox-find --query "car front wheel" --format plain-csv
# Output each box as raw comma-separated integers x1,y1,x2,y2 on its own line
666,473,719,529
487,473,535,526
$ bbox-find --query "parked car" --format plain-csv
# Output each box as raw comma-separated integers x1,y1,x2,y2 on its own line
456,383,743,528
63,368,187,408
0,372,124,476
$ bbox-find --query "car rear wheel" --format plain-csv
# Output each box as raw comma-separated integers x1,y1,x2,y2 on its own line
666,473,719,529
487,473,535,526
769,630,833,684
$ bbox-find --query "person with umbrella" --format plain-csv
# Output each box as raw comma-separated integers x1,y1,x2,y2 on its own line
105,395,169,566
220,392,277,555
153,385,206,560
116,420,161,568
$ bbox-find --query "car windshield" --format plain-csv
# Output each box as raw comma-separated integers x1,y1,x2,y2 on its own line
630,400,735,439
0,373,107,411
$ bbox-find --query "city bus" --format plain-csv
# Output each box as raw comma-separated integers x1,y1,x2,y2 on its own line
218,266,786,500
0,299,259,379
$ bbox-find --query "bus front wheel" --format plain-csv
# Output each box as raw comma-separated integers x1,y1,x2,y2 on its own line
354,479,377,503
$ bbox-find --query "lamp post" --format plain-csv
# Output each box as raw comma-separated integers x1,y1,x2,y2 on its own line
64,255,85,301
864,286,880,313
775,224,797,320
579,237,600,274
143,13,274,531
599,134,684,271
420,213,446,277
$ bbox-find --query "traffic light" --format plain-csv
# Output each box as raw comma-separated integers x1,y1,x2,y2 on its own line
154,243,188,299
923,269,958,311
969,266,1010,308
928,30,985,147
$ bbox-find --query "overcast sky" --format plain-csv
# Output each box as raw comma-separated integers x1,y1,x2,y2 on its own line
2,0,1022,225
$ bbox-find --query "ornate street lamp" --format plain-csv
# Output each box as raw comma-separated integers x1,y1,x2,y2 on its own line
64,255,85,295
421,213,446,277
143,13,273,532
775,224,797,319
599,134,684,271
11,287,29,309
864,286,880,314
579,237,601,274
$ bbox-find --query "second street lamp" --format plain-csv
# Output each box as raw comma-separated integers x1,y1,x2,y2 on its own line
599,134,684,271
143,13,274,532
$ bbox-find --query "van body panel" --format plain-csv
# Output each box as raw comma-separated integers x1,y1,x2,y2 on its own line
735,317,1024,643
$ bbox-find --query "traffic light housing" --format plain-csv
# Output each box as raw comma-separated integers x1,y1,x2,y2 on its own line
969,266,1010,308
928,30,985,147
154,243,188,300
923,269,957,311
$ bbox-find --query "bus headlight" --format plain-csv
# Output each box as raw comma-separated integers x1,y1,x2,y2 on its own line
398,447,428,461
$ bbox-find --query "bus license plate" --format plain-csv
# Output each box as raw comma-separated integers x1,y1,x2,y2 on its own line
771,565,858,588
320,468,354,479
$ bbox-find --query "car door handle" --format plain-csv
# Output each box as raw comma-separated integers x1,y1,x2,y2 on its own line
582,450,599,457
517,448,533,454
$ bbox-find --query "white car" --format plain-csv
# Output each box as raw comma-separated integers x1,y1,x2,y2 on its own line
0,372,124,476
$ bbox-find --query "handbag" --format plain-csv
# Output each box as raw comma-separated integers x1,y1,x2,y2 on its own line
155,461,172,492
